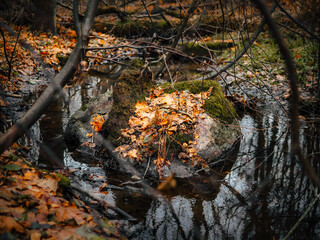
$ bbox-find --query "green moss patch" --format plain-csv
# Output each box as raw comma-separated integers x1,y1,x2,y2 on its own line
56,173,71,188
102,69,153,146
94,19,172,37
179,40,235,57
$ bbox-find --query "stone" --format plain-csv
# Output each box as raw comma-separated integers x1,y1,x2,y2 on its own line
64,91,113,150
194,113,240,161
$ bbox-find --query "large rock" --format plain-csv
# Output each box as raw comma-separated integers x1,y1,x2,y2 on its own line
67,69,240,179
64,91,113,150
194,113,239,161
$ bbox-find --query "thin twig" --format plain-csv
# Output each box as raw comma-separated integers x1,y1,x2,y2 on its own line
143,157,151,179
283,193,320,240
195,3,277,81
71,184,137,221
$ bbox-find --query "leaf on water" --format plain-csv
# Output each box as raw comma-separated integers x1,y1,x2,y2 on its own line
157,173,177,191
143,134,153,143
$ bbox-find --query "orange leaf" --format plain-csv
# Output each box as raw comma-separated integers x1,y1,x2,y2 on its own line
126,149,138,159
135,101,149,112
87,133,93,137
0,216,25,233
90,114,105,132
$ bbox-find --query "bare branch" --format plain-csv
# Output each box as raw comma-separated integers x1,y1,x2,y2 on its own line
0,0,100,155
253,0,320,189
274,0,320,41
154,0,199,78
195,3,277,81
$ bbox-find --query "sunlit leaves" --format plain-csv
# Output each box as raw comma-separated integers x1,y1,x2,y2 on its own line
0,21,134,93
116,87,213,175
90,114,105,132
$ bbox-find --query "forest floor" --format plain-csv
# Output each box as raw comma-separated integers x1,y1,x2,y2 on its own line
0,148,123,239
1,1,319,239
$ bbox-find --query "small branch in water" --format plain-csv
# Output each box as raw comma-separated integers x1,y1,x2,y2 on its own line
71,184,137,222
283,192,320,240
143,157,151,179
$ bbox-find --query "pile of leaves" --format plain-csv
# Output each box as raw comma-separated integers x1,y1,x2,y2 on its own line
116,87,212,176
0,149,121,239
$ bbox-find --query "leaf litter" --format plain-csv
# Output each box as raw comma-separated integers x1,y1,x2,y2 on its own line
0,149,123,239
116,87,213,176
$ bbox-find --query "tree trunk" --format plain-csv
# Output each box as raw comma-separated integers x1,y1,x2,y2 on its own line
32,0,56,34
0,0,99,155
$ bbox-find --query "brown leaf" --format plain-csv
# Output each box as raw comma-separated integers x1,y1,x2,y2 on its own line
36,176,58,194
30,230,41,240
157,173,177,191
0,216,25,233
55,207,85,225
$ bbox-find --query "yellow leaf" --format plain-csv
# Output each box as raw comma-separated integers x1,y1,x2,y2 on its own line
127,149,138,159
86,133,93,137
135,101,149,112
157,173,176,191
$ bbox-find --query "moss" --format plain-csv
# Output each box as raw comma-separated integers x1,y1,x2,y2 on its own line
95,18,172,37
102,69,153,146
155,19,170,31
56,173,71,188
162,80,238,123
80,104,88,111
56,53,69,67
114,19,145,37
179,40,234,57
167,132,193,154
204,95,238,123
9,154,19,161
130,58,145,68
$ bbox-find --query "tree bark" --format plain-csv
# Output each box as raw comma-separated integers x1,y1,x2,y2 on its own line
0,0,100,155
154,0,198,79
32,0,57,34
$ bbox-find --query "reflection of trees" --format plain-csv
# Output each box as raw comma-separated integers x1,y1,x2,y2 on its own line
38,98,65,167
211,113,320,239
132,113,320,239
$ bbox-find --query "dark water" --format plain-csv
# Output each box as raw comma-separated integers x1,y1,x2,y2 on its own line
25,69,320,240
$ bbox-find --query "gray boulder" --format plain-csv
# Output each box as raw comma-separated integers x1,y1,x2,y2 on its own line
64,91,113,150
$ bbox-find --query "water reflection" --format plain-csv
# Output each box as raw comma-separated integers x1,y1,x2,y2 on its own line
22,68,320,239
121,110,320,240
25,73,115,167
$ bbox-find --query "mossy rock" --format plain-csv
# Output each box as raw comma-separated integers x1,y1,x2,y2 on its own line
179,41,234,57
167,132,193,155
101,69,153,146
94,19,172,37
56,53,69,67
56,173,71,188
161,80,238,123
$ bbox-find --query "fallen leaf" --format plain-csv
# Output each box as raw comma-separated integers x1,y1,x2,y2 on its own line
0,216,25,233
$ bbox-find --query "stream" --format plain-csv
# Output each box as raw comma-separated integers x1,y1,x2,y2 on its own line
20,66,320,240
